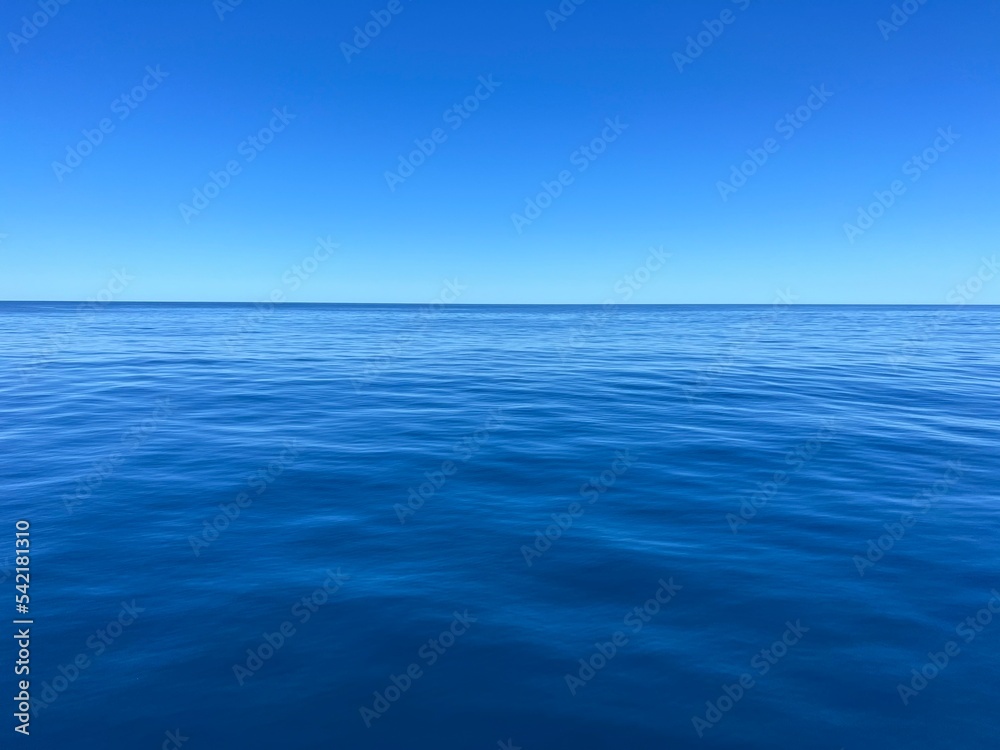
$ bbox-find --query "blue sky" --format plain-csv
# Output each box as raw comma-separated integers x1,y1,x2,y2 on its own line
2,0,998,303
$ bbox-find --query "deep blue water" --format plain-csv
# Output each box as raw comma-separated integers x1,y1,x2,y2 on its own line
1,303,998,749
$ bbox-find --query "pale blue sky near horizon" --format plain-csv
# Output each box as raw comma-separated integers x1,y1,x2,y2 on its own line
2,0,999,304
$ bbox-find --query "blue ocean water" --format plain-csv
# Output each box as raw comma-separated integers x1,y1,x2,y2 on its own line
1,302,998,749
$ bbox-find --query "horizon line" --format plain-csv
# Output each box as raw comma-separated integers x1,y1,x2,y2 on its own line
2,301,998,308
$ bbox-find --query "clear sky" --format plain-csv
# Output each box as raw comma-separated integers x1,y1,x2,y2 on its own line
2,0,998,303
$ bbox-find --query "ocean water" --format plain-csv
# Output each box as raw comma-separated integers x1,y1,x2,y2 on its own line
1,302,998,749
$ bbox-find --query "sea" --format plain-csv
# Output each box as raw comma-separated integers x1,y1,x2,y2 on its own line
1,302,998,749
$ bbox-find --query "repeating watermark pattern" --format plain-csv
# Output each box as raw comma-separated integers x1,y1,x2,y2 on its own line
546,0,587,31
233,569,349,685
8,0,71,53
556,246,671,362
214,0,244,22
692,620,809,737
52,66,169,182
878,0,930,41
939,258,999,304
888,255,998,370
717,85,833,201
683,289,798,402
727,419,838,533
160,729,189,750
497,741,521,750
603,247,670,302
896,590,999,705
19,269,134,381
395,408,508,524
521,450,635,567
359,611,478,727
223,236,339,353
352,279,468,390
510,117,628,234
843,127,960,244
179,107,296,223
341,0,409,63
933,257,997,305
564,578,682,695
188,440,301,556
852,461,966,576
62,399,175,515
673,0,752,73
385,75,501,192
31,600,144,716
